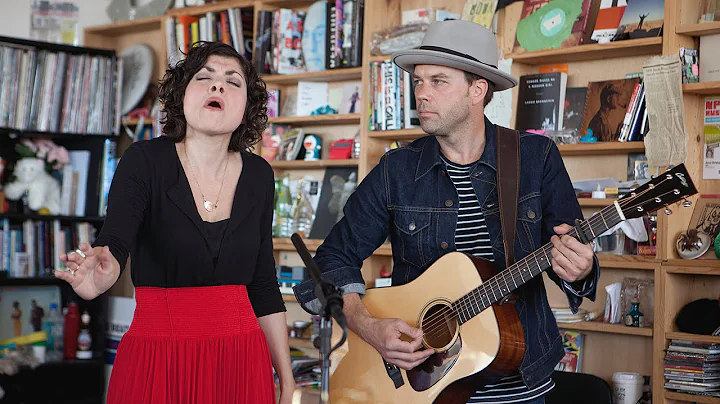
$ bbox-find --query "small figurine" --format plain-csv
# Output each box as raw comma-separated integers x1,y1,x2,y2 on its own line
302,135,322,161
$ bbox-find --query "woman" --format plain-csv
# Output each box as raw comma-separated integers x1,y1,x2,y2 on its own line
55,41,295,403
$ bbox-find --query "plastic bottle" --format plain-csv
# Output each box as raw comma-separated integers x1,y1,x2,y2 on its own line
63,302,80,359
76,310,92,359
42,303,64,362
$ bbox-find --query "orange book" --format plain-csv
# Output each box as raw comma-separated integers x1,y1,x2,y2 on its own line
175,15,200,54
220,11,232,46
594,6,626,30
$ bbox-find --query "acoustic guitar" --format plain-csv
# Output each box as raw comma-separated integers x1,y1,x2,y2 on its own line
329,164,697,404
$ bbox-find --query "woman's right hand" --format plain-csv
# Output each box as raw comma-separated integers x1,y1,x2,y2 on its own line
56,243,120,300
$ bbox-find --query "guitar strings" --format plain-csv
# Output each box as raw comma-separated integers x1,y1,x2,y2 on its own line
422,185,680,339
419,180,679,337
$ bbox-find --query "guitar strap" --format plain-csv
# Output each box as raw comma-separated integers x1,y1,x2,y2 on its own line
495,126,520,268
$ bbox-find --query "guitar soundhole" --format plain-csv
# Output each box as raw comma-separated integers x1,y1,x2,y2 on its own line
421,303,458,349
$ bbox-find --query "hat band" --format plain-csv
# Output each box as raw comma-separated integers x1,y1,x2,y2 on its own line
418,45,498,69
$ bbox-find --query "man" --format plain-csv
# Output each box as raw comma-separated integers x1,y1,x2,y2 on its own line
294,20,600,403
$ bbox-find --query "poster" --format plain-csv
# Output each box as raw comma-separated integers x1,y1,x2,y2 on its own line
31,1,80,46
703,96,720,179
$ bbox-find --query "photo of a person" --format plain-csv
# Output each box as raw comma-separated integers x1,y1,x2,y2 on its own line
588,83,623,142
582,78,640,142
30,299,45,332
348,86,360,113
12,301,22,337
340,82,362,114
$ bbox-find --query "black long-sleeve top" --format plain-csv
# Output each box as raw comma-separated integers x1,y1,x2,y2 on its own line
93,136,285,317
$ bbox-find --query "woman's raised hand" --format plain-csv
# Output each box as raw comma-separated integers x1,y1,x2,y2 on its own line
56,243,120,300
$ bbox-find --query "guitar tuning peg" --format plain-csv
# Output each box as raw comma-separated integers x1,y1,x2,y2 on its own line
664,206,673,215
682,199,692,208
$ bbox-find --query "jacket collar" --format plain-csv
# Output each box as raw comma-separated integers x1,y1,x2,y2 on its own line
415,116,498,181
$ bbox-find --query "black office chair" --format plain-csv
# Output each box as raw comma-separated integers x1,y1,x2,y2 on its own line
545,371,614,404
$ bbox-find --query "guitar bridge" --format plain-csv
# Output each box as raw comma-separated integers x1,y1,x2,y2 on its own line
384,360,405,389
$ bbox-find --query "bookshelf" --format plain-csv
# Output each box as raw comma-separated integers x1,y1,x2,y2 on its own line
0,34,118,373
80,0,720,402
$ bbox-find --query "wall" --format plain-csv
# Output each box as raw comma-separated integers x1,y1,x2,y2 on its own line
0,0,151,43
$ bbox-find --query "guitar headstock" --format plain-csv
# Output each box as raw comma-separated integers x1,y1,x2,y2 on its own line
618,164,698,220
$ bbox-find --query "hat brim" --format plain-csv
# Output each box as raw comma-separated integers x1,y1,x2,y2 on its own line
392,49,518,91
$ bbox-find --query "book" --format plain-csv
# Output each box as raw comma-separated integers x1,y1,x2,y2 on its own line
515,72,568,132
700,34,720,83
613,0,664,41
555,329,583,372
580,77,641,141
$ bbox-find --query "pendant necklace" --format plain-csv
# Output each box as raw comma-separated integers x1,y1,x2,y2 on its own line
184,144,229,212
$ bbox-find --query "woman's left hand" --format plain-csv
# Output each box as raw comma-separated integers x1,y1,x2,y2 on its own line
278,382,296,404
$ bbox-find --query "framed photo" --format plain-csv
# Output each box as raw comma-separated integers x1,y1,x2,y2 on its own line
689,195,720,238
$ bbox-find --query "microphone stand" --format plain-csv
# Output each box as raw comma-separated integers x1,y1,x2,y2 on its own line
291,233,348,404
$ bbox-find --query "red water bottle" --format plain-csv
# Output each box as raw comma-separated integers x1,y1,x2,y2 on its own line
63,303,80,359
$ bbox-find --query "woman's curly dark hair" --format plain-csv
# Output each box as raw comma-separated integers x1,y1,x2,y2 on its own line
158,41,268,152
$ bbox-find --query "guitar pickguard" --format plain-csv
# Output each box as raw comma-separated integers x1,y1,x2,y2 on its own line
406,335,462,391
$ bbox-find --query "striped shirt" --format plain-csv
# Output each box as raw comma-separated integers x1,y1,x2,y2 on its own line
442,156,555,403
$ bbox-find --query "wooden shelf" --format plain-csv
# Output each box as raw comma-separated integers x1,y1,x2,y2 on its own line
83,16,163,36
282,294,297,303
557,321,653,337
676,21,720,37
597,254,658,270
369,55,391,63
270,159,359,169
273,238,392,256
664,260,720,275
683,81,720,95
508,37,663,65
121,117,154,126
166,0,254,17
368,128,425,141
578,198,617,207
664,390,720,403
665,332,720,344
262,67,363,85
274,238,322,251
374,243,393,256
557,142,645,156
268,114,360,125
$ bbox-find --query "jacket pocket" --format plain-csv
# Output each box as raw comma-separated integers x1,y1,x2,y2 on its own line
392,210,432,268
517,193,542,254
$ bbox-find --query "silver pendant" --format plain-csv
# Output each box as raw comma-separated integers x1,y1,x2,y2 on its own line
203,200,216,212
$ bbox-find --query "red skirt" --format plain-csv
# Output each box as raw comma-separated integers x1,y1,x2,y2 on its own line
106,285,276,404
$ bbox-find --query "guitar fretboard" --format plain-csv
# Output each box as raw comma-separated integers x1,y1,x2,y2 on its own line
451,202,624,325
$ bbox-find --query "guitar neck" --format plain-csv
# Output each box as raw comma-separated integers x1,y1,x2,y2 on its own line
451,202,625,325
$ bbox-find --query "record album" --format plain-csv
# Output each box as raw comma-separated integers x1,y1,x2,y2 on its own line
515,0,582,51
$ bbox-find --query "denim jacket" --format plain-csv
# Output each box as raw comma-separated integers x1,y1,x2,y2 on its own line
294,117,600,388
